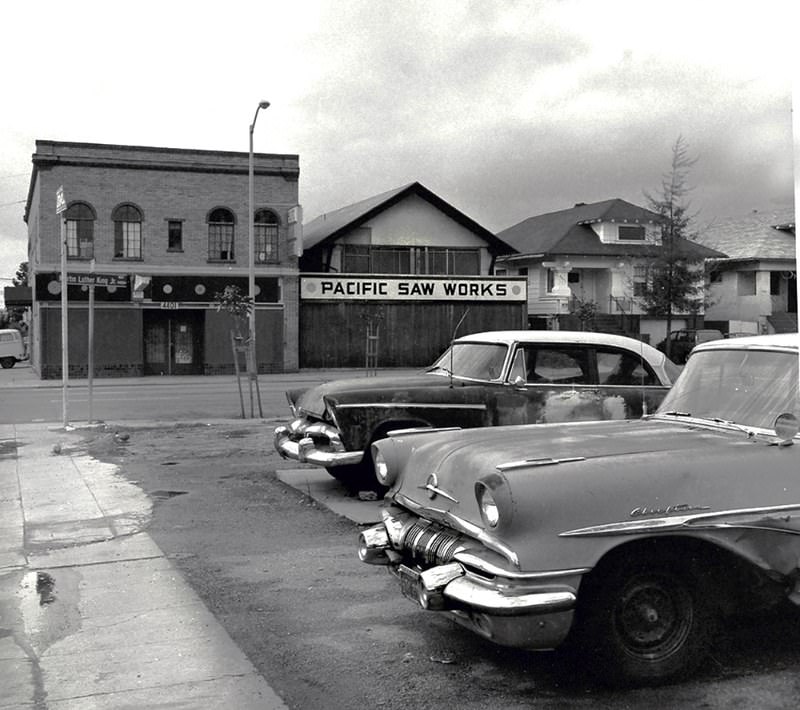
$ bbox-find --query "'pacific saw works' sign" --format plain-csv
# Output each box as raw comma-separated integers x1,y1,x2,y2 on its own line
301,276,527,302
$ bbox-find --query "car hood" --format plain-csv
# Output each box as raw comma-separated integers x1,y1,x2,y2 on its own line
388,418,708,485
288,371,455,417
383,417,799,547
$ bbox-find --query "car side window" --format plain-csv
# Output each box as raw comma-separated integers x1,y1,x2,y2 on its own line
509,348,526,382
522,346,590,384
597,348,657,386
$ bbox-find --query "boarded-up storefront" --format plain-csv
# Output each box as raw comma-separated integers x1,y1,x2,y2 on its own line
299,275,527,367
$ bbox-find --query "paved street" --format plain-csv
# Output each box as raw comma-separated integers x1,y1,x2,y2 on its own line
0,363,418,424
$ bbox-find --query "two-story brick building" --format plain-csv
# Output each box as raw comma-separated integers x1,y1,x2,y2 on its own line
24,140,300,378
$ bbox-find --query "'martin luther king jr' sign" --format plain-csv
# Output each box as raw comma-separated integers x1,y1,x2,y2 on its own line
301,276,526,301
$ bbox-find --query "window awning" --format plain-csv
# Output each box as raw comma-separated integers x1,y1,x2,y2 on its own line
3,286,31,306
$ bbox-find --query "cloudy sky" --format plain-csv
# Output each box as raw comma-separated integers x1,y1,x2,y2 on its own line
0,0,795,301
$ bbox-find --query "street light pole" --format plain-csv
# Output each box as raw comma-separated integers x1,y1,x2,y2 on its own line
248,100,270,415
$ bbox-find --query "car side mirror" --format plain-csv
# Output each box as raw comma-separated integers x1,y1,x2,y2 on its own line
512,375,527,389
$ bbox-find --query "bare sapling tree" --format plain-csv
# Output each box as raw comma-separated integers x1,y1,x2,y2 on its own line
213,285,257,417
214,284,253,342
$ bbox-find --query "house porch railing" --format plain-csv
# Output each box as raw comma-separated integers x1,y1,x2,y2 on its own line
609,296,637,313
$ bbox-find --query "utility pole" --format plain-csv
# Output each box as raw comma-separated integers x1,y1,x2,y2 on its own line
56,186,69,427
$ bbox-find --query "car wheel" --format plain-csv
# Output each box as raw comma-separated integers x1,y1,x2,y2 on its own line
1,357,15,369
326,458,387,494
325,435,386,493
577,555,716,686
326,423,421,493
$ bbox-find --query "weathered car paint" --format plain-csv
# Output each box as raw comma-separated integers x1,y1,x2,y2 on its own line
389,419,798,570
361,334,800,683
299,376,666,448
277,331,676,478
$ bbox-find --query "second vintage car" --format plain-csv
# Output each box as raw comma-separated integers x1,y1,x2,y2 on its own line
358,333,800,685
274,330,679,490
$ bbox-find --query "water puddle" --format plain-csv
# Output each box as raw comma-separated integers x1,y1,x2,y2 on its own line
17,568,82,656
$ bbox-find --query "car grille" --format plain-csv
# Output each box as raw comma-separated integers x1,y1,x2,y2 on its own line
401,520,464,566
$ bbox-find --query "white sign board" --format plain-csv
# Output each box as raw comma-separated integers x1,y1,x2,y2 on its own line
301,276,527,302
288,205,302,224
56,186,66,214
64,273,128,287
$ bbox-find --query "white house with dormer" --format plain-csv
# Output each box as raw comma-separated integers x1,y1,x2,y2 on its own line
694,208,796,335
495,199,723,344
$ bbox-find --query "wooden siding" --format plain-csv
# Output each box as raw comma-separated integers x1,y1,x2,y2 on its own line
299,301,527,368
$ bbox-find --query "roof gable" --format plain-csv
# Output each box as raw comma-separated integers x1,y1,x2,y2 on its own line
302,182,513,254
497,198,723,259
694,208,796,261
497,198,661,255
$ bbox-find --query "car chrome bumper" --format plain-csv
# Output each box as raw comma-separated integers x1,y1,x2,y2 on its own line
358,520,578,648
273,419,364,468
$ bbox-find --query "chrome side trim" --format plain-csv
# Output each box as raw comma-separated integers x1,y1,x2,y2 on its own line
560,503,800,538
453,551,590,581
388,426,462,437
497,456,586,472
335,402,488,411
395,493,520,567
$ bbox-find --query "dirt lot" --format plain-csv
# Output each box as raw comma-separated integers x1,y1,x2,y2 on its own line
82,422,800,710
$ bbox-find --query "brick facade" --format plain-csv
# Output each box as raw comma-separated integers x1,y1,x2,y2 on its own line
25,140,300,378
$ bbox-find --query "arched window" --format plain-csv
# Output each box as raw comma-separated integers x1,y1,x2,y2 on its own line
208,207,235,261
254,209,279,264
112,203,143,259
65,202,96,259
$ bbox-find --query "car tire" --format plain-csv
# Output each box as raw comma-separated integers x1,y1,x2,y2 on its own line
326,461,378,491
576,553,716,686
1,357,15,369
325,431,389,493
326,423,421,493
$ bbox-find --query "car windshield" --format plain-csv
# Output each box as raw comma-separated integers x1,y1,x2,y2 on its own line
428,342,508,381
657,348,799,429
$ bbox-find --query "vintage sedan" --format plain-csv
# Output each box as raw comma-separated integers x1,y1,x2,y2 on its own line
358,334,800,685
274,331,679,490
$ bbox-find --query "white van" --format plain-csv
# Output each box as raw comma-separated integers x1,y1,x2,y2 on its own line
0,328,27,369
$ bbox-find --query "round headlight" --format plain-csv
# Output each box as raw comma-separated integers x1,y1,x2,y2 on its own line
372,441,399,487
374,448,391,485
476,482,500,528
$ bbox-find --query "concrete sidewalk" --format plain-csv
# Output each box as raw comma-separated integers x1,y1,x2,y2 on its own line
0,422,288,709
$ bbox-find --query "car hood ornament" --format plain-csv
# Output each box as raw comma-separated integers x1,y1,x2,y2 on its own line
419,473,458,503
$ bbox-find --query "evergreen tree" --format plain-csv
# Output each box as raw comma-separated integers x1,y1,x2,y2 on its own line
639,137,705,357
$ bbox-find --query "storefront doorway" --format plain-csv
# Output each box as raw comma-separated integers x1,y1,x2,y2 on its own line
143,310,204,375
